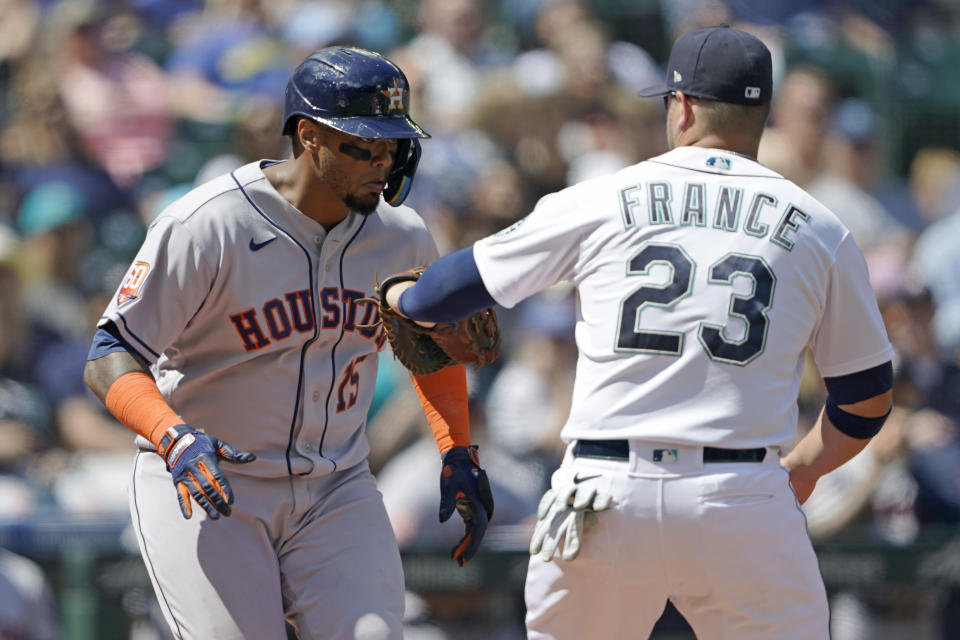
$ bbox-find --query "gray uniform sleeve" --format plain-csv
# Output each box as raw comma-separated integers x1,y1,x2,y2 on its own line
99,216,218,362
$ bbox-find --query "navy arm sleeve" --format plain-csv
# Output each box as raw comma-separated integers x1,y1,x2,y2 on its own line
823,361,894,404
87,322,147,363
397,246,496,323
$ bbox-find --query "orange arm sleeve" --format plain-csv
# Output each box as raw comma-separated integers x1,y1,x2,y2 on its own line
104,371,183,448
412,365,471,454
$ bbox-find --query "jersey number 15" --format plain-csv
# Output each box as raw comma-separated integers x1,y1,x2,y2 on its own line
616,242,775,366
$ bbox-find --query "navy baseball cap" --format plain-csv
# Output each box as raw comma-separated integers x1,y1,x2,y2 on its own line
638,25,772,105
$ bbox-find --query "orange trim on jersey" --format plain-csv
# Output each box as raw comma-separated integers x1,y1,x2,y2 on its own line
104,371,183,448
412,365,471,454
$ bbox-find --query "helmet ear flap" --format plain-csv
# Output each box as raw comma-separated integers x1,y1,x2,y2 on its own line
384,139,421,207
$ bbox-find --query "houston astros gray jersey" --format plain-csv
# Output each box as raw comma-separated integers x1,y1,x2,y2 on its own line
474,146,894,452
99,160,438,477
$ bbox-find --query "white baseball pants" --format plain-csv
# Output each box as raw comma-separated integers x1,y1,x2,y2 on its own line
525,441,829,639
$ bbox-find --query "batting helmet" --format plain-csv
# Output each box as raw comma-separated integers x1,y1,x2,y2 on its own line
282,47,430,206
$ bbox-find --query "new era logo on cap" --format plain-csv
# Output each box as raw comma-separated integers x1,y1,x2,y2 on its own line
673,70,683,82
745,86,761,99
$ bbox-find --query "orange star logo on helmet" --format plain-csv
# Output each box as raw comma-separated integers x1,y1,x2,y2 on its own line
381,79,406,113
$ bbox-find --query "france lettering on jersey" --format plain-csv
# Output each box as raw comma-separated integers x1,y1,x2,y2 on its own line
473,146,894,451
100,160,439,477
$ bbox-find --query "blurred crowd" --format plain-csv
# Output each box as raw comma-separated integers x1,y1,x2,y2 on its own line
0,0,959,638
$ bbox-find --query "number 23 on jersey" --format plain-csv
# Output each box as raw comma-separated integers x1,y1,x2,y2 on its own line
616,242,775,366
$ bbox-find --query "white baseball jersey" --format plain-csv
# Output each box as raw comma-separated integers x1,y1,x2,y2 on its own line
100,160,438,477
474,146,894,452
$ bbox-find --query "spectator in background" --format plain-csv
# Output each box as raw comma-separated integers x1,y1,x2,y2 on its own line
52,2,175,187
659,0,733,40
392,0,512,133
908,149,960,360
388,0,521,251
192,99,287,185
14,181,92,342
0,0,42,127
759,64,834,187
13,182,135,513
164,0,290,124
0,50,78,186
0,250,55,517
509,1,664,177
511,0,661,100
907,148,960,228
279,1,355,62
508,6,664,186
807,98,907,250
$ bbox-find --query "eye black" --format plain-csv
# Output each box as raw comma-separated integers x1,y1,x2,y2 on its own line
339,143,372,161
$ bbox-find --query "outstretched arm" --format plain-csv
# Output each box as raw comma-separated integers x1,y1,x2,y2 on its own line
385,247,495,324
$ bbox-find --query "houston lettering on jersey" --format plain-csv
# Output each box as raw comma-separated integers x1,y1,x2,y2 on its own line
618,184,810,251
229,287,385,352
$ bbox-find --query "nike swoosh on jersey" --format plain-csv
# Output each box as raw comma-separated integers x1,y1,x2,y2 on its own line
249,237,277,251
573,473,601,484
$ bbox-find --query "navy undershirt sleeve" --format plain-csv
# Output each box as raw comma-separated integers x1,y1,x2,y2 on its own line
398,246,496,323
823,361,894,404
87,322,146,363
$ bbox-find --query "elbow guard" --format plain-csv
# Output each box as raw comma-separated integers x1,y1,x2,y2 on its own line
825,395,890,439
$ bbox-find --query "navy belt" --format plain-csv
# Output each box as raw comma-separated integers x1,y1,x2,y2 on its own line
573,439,766,463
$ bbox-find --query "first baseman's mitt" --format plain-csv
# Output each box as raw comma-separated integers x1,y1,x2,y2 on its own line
374,267,501,376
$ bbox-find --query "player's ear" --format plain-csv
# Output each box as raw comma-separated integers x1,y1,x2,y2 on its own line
675,91,696,130
297,119,324,152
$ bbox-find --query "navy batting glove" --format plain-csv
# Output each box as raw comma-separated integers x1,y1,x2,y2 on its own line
157,425,256,520
439,445,495,566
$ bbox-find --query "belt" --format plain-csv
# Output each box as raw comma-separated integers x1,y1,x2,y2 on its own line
573,439,767,463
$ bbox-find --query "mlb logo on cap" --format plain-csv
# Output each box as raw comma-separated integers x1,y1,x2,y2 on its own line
638,25,772,105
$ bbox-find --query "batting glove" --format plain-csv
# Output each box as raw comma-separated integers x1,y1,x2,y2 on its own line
157,425,256,520
529,467,613,562
439,445,495,566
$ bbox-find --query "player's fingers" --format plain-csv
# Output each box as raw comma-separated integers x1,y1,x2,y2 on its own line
465,500,489,557
555,484,577,508
194,458,234,512
562,511,584,561
451,504,488,566
450,530,473,567
451,501,476,565
592,491,613,511
536,489,557,520
583,510,599,528
539,511,566,562
539,529,560,562
198,458,235,506
176,482,193,519
216,440,256,464
454,495,476,524
529,514,550,556
475,468,494,518
186,470,224,519
572,485,597,511
438,487,461,523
